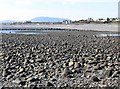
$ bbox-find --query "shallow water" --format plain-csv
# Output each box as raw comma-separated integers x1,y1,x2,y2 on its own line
97,34,120,37
0,30,66,34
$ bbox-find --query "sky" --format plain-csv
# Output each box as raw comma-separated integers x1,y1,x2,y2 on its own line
0,0,119,21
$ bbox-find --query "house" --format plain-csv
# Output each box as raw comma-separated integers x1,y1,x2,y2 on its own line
63,20,72,24
87,18,94,22
96,18,107,23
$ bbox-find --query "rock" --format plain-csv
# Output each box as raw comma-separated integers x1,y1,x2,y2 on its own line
12,78,21,84
63,63,66,68
88,60,98,65
19,68,24,73
112,71,118,77
92,76,101,82
6,75,13,80
50,78,57,82
46,81,54,86
74,62,80,68
24,59,28,65
98,84,107,87
29,59,34,63
5,56,12,61
106,56,112,60
69,60,74,67
62,67,69,77
0,52,3,59
35,58,44,63
19,81,26,86
94,64,103,70
105,69,113,77
2,70,7,77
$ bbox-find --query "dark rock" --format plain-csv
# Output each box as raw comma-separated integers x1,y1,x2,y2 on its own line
106,69,113,77
19,81,26,86
92,76,101,82
46,81,54,86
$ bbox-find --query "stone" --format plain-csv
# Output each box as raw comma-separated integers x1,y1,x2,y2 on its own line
6,75,13,80
112,71,118,77
69,61,74,67
46,81,54,86
12,78,21,84
35,58,44,63
50,78,57,82
74,62,80,68
92,76,101,82
19,81,26,86
105,69,113,77
62,67,69,77
2,70,7,77
19,68,24,73
0,52,3,57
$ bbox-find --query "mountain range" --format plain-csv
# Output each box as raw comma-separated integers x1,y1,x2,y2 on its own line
0,17,69,23
31,17,69,22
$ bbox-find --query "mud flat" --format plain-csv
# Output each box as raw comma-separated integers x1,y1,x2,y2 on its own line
0,30,120,88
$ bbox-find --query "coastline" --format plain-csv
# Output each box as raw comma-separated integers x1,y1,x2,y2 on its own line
0,23,119,32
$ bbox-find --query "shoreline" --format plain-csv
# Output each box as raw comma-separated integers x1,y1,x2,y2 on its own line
0,23,119,32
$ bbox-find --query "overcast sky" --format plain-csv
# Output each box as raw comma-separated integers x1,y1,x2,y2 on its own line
0,0,119,21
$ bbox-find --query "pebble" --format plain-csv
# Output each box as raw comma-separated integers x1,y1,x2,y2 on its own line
92,76,101,82
12,78,21,84
112,71,118,77
46,81,54,86
74,62,80,68
69,61,74,67
35,58,44,63
62,67,69,77
1,31,119,87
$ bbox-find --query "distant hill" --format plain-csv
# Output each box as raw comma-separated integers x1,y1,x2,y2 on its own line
31,17,69,22
0,20,16,23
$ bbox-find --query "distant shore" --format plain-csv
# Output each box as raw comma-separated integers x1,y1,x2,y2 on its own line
0,23,119,32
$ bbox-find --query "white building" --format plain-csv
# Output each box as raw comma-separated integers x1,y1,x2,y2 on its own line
63,20,72,24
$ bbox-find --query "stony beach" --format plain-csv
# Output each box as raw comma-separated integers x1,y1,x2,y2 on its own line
0,29,120,88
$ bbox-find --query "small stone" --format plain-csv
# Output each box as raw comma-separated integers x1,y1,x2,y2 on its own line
46,81,54,86
6,75,13,80
12,78,21,84
2,70,7,77
19,68,24,73
74,62,81,68
62,67,69,77
0,52,3,56
63,63,66,68
19,81,26,86
50,77,57,82
35,58,44,63
5,56,12,61
88,60,97,64
112,71,118,77
92,76,101,82
69,61,74,67
105,69,113,77
99,84,107,87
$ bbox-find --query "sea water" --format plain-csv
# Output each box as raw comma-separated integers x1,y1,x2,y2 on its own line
0,30,66,34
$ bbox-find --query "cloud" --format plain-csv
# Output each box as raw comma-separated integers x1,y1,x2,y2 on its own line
14,0,119,6
15,0,33,5
64,0,119,3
